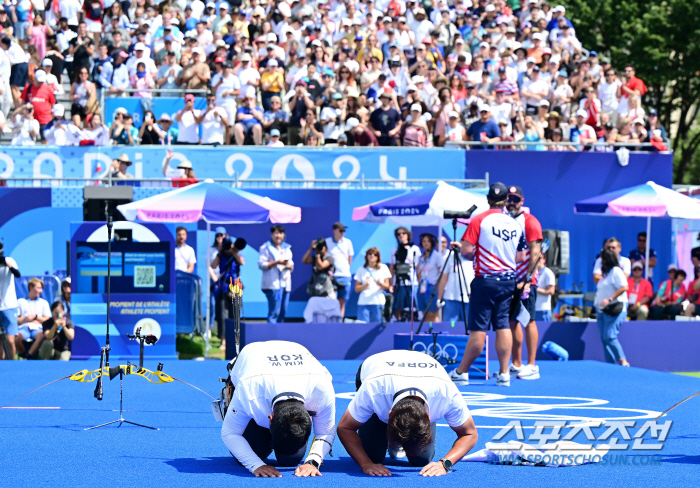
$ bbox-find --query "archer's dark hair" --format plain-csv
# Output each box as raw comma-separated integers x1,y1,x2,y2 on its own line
387,398,432,454
600,249,619,276
270,401,312,455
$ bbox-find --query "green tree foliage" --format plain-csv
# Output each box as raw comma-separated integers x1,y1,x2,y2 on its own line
562,0,700,182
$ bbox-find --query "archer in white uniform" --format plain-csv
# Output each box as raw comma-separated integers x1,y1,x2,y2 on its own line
221,341,336,478
337,350,477,477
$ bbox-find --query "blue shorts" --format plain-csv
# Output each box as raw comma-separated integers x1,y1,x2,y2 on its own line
17,325,43,340
0,308,18,336
535,310,552,322
468,276,515,332
357,304,382,322
417,283,438,312
443,300,469,323
335,276,352,301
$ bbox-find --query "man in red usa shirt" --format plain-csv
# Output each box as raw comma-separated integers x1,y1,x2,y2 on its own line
449,182,525,387
506,186,544,381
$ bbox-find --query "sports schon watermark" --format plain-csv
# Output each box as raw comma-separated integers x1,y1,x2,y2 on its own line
487,419,671,466
486,452,663,467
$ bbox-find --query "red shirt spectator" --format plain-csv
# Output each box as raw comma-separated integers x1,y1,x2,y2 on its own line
626,275,653,306
621,65,647,100
21,71,55,125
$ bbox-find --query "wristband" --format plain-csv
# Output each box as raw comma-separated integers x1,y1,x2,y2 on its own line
305,458,321,469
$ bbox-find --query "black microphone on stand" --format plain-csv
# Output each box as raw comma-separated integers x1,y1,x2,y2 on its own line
94,208,113,401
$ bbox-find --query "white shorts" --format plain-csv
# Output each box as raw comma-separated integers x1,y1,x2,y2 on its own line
85,18,102,33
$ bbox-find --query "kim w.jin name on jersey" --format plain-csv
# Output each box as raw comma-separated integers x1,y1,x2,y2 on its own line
268,354,303,366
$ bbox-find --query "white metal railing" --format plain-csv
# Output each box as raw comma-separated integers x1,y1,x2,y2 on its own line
0,176,489,190
447,140,670,152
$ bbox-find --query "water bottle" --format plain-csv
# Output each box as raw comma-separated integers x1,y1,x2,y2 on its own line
542,341,569,361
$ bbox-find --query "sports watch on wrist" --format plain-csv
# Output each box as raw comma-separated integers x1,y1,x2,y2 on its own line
439,458,452,472
305,458,321,469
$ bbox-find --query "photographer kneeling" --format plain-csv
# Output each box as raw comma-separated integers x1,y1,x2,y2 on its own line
303,238,336,299
39,301,74,360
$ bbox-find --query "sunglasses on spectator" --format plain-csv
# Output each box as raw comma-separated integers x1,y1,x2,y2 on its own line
605,246,616,251
633,268,643,272
397,231,407,235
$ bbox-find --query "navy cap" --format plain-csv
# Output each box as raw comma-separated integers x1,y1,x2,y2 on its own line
508,185,523,197
488,182,509,201
649,108,658,116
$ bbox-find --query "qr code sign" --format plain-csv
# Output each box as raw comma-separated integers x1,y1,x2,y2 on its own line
134,266,156,288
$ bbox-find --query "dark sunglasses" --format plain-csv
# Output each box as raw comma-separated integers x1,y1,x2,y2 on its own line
507,195,522,203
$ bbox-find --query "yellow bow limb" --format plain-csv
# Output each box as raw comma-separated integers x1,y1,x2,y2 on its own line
69,366,174,384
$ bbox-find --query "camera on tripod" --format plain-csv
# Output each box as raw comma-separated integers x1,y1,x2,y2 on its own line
393,246,413,282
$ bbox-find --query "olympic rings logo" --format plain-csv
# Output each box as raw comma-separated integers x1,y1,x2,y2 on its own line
410,341,459,360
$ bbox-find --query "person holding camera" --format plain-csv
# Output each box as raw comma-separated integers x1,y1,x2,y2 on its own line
258,225,294,323
389,227,422,320
288,78,315,146
10,103,40,145
212,236,246,350
0,243,21,360
303,238,336,299
354,248,391,322
39,301,74,360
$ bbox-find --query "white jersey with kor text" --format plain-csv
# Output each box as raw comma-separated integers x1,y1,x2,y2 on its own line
462,209,524,278
349,350,471,427
221,341,336,474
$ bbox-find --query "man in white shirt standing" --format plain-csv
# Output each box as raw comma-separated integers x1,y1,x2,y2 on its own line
198,92,229,145
337,350,477,476
326,222,354,319
15,277,51,358
221,341,336,478
174,226,196,273
597,68,621,126
0,243,20,359
593,237,631,283
535,254,556,322
258,225,294,323
175,94,201,144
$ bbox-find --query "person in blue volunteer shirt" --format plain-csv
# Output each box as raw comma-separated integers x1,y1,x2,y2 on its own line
416,233,442,323
258,225,294,323
628,231,656,285
326,222,354,318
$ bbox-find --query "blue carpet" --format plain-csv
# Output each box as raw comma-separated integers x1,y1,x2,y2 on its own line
0,359,698,487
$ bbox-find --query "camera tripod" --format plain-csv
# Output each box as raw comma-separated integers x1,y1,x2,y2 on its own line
416,216,472,337
0,325,9,360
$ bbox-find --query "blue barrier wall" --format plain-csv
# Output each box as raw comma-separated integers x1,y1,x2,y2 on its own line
464,151,674,290
0,146,466,181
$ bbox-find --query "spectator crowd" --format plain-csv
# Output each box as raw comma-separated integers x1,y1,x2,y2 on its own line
0,0,668,149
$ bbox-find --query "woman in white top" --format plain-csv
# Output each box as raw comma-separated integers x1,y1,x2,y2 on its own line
354,247,391,322
416,233,443,322
594,249,630,366
257,225,294,323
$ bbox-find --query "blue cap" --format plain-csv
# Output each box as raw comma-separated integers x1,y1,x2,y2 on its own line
332,92,343,100
558,69,568,77
270,129,280,136
300,76,310,83
323,68,334,76
355,34,363,41
215,226,227,235
589,50,598,57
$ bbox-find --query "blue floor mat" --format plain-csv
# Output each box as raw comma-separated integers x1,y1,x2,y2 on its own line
0,359,698,487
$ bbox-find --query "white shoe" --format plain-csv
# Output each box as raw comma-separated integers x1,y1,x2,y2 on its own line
388,446,407,459
496,372,511,386
449,368,469,385
517,364,540,380
509,363,523,374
